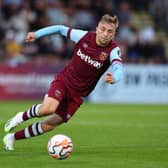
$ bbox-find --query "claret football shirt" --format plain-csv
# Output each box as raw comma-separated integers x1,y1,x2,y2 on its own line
35,25,123,96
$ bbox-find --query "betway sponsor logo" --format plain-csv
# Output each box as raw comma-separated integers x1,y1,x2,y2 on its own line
77,49,102,69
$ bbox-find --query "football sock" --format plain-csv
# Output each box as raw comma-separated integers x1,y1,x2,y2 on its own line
14,122,44,140
23,104,42,121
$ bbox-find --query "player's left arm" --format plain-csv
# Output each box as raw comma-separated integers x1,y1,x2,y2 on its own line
104,46,123,84
35,25,69,38
34,25,87,43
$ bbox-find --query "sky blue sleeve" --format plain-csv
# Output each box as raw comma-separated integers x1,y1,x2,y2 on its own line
109,46,123,83
34,25,88,44
111,63,123,83
69,29,88,43
35,25,69,39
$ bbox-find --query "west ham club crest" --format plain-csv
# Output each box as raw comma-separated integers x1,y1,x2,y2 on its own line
99,52,108,61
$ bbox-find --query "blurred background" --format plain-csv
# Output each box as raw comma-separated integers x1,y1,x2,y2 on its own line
1,1,168,167
0,0,168,103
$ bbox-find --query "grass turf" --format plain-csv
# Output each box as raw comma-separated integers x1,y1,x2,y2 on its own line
0,101,168,168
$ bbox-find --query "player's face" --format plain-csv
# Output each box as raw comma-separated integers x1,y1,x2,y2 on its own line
96,21,117,47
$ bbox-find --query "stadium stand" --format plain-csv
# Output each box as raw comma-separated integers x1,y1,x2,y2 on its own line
0,0,167,65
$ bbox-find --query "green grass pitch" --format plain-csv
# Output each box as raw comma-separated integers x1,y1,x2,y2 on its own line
0,101,168,168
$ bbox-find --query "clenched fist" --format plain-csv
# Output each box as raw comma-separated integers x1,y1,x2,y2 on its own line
104,72,115,84
25,32,36,42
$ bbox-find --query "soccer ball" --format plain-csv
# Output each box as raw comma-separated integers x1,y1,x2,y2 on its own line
47,134,73,160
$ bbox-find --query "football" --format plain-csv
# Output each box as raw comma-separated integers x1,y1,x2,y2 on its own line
47,134,73,160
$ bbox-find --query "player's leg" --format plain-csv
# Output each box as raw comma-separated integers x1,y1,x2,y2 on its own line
3,113,64,151
3,80,84,151
3,79,67,150
4,78,65,133
4,96,60,132
4,104,41,132
8,95,83,143
3,94,82,151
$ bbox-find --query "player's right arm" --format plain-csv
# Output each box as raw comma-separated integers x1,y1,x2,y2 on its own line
25,25,88,43
26,32,36,42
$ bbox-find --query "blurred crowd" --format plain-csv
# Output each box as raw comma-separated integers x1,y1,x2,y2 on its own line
0,0,167,67
149,0,168,33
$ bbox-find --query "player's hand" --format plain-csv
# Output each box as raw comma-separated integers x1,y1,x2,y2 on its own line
104,72,115,84
25,32,36,42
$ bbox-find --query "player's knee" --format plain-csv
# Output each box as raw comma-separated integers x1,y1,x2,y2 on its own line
39,105,56,115
42,123,56,132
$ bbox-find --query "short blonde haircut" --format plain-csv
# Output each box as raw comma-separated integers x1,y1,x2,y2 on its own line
100,14,119,28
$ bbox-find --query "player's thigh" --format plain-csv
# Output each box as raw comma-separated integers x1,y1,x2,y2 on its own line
56,98,83,122
39,96,60,116
40,78,67,116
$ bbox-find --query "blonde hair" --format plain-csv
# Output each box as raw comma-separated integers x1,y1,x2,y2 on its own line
100,14,119,28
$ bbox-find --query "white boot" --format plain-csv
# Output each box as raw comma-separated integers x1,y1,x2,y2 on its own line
4,112,24,132
3,133,15,151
